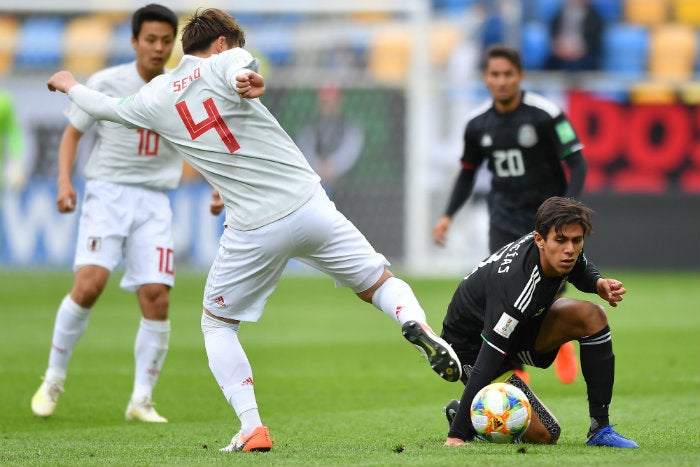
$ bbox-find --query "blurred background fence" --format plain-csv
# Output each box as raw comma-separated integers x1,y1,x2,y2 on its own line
0,0,698,274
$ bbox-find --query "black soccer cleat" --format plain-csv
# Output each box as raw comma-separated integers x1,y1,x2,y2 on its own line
444,399,460,428
401,320,462,382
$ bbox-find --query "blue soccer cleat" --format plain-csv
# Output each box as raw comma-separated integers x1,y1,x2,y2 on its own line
586,425,639,448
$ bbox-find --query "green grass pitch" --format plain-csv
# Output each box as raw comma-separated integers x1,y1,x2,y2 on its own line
0,269,698,466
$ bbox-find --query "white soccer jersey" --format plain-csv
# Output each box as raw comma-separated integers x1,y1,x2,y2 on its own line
69,48,321,230
66,61,182,191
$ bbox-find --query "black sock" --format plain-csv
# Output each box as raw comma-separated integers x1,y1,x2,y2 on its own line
579,325,614,433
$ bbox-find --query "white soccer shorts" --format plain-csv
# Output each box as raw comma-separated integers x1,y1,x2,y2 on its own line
74,179,175,292
203,185,389,322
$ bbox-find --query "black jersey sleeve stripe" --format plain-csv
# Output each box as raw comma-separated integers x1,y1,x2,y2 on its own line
514,265,541,312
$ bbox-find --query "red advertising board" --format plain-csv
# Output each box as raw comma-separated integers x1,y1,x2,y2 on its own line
568,91,700,193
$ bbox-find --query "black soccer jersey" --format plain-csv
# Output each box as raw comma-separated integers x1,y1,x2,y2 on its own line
442,232,601,440
442,232,600,364
461,91,583,236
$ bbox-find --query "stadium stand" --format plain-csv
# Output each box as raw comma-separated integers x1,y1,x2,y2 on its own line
0,1,698,88
0,16,19,75
648,23,697,80
629,81,676,104
63,14,114,77
432,0,477,14
533,0,565,24
14,16,65,69
108,19,134,66
624,0,671,26
696,28,700,72
601,23,650,77
673,0,700,26
246,22,296,67
368,26,411,82
430,22,462,66
590,0,623,23
520,21,550,70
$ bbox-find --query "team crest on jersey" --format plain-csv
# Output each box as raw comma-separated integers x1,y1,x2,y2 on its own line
518,124,537,147
87,237,101,252
480,133,493,147
494,312,519,338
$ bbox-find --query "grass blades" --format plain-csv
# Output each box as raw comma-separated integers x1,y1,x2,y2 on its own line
0,269,698,466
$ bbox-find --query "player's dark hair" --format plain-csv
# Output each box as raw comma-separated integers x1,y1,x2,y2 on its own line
535,196,593,239
181,8,245,55
132,4,178,39
482,45,522,71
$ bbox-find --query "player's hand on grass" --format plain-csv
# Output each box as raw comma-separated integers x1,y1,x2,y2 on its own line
596,278,626,307
444,437,468,447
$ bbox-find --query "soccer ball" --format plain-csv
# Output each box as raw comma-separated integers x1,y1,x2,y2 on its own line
470,382,532,443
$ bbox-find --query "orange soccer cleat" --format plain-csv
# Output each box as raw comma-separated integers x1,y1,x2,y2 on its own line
220,426,272,452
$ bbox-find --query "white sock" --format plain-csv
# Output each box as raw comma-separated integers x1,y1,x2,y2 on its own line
238,408,263,434
131,317,170,401
201,312,262,434
46,294,91,381
371,277,428,325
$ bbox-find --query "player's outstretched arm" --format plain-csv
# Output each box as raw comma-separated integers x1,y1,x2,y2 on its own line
236,71,265,99
48,72,129,127
595,278,626,307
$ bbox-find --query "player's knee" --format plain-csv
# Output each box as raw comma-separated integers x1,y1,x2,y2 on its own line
138,284,170,319
71,281,106,306
581,301,608,331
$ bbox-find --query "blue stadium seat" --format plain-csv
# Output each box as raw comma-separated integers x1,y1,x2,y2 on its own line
601,23,649,76
533,0,565,24
14,17,65,68
696,28,700,72
109,20,134,66
233,13,268,27
432,0,476,14
480,14,504,49
590,0,623,22
248,25,295,67
520,22,550,70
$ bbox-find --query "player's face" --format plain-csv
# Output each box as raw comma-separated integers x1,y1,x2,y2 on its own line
483,57,523,109
132,20,176,81
535,223,585,277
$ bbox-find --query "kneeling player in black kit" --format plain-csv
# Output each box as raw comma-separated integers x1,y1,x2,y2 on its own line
403,196,638,448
